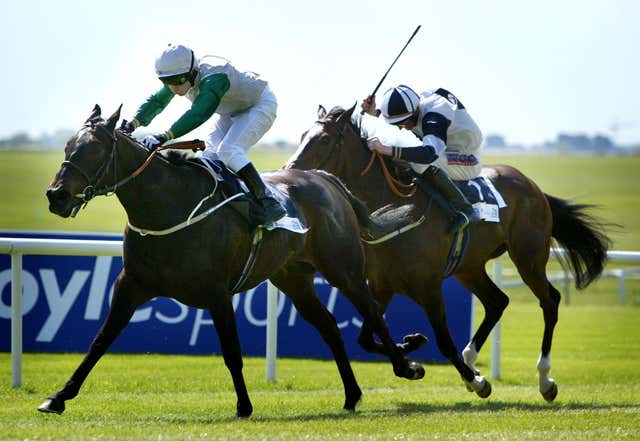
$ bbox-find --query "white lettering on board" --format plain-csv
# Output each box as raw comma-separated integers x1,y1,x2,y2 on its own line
36,269,90,342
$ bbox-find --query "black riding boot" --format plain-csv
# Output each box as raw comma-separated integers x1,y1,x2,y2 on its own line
420,166,477,233
236,163,287,226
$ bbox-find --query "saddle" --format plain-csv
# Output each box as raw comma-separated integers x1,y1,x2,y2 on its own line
188,155,308,232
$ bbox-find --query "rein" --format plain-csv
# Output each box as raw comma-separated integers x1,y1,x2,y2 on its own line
66,132,205,203
360,151,417,198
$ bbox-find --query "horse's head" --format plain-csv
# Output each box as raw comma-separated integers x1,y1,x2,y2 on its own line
285,103,365,175
46,104,121,217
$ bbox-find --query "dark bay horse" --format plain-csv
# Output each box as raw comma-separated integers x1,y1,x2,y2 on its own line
286,104,611,401
41,105,425,417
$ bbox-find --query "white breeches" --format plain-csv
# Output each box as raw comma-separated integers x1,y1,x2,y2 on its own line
204,86,277,172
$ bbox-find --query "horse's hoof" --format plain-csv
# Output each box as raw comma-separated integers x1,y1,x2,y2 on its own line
235,403,253,419
407,360,425,380
476,379,492,399
38,398,65,415
541,381,558,402
400,334,428,353
343,390,363,412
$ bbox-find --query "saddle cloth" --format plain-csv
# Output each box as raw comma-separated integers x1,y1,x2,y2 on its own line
454,176,507,223
196,156,308,234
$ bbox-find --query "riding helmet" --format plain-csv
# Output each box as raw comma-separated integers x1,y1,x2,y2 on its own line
155,44,199,86
381,85,421,124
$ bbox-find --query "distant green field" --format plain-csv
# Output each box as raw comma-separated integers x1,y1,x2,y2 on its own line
1,149,637,250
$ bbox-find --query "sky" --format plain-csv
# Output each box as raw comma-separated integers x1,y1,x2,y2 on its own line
1,0,639,147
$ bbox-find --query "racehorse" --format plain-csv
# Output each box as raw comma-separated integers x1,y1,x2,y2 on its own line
40,104,425,417
285,104,611,401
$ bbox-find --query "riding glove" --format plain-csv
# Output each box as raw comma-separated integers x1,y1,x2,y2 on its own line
142,134,168,150
120,119,138,135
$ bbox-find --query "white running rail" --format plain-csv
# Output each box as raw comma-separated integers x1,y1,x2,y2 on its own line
2,239,638,387
0,237,280,388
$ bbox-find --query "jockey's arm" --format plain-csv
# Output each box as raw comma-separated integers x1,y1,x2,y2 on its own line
391,111,451,164
132,86,175,128
166,73,230,140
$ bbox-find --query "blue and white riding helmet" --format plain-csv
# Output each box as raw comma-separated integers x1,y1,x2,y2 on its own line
380,85,421,124
155,44,199,86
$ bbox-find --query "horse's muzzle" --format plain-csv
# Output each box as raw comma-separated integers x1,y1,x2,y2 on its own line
46,185,80,218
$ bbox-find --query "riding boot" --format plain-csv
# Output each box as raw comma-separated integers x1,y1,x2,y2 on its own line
420,166,477,233
236,162,287,226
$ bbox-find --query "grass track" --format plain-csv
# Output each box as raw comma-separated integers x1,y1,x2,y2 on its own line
1,304,639,440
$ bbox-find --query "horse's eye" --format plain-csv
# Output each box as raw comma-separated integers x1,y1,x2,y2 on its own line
319,135,331,144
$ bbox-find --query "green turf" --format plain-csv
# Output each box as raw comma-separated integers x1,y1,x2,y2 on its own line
1,149,639,438
1,303,639,440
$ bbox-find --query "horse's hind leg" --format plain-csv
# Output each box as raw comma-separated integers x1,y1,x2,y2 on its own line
509,233,560,402
38,272,146,414
269,269,362,411
455,267,510,375
208,293,253,417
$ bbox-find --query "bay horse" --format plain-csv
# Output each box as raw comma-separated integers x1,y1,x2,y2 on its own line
285,104,611,401
40,104,425,417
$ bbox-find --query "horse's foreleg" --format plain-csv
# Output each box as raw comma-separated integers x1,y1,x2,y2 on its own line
418,287,492,398
341,281,425,381
38,272,143,414
356,291,428,356
208,296,253,418
270,272,363,411
455,269,510,375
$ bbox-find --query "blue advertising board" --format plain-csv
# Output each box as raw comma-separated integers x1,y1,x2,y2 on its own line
0,232,471,362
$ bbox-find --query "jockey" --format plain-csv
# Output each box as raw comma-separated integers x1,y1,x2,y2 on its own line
361,85,482,232
121,44,286,226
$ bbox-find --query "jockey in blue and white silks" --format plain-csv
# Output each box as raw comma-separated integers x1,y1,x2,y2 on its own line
122,44,286,226
361,85,483,232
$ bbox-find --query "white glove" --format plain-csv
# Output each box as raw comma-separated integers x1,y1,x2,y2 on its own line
142,135,162,150
366,137,392,156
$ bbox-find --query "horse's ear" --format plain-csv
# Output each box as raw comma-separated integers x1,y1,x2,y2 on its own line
317,104,327,119
86,104,102,123
336,102,357,125
105,104,122,133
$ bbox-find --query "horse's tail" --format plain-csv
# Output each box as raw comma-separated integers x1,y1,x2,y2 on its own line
545,193,612,289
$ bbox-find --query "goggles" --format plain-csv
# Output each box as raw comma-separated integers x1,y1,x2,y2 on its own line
160,74,190,86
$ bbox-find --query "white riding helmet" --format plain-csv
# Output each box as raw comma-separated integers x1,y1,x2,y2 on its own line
155,44,199,82
381,85,421,124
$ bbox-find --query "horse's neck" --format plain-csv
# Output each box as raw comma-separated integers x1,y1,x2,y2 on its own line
111,137,205,229
341,138,405,209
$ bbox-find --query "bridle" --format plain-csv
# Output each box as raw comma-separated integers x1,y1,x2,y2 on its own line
317,115,416,198
61,125,206,210
313,119,345,171
61,124,121,203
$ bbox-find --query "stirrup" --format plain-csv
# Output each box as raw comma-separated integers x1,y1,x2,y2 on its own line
258,200,287,226
448,212,470,233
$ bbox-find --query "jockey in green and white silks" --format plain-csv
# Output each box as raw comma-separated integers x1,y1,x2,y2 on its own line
122,44,286,226
361,85,483,232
